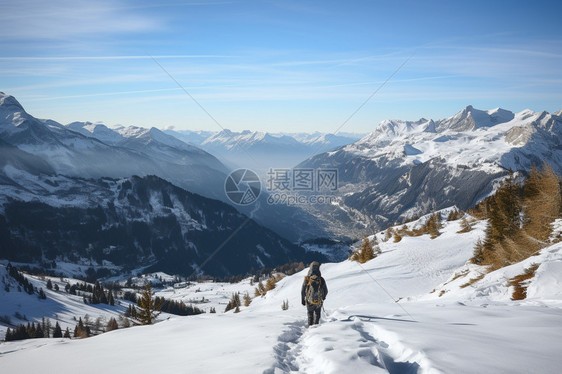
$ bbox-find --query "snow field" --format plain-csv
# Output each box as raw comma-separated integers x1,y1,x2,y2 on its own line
1,211,562,373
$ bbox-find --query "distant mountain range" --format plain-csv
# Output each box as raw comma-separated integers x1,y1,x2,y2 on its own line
0,93,333,242
0,92,330,276
299,105,562,235
2,91,562,274
0,94,228,202
165,128,362,172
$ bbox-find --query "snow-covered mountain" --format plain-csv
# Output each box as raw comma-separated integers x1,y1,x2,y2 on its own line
163,129,216,146
0,93,229,202
299,105,562,234
288,131,362,148
199,129,309,171
177,129,361,173
0,169,324,276
2,210,561,373
0,93,334,242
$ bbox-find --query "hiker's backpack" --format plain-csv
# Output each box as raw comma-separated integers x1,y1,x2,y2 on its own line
305,275,324,305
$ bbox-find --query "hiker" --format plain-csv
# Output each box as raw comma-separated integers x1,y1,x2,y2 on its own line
301,261,328,326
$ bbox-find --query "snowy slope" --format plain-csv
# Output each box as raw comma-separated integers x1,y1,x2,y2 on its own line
0,265,129,338
2,211,561,373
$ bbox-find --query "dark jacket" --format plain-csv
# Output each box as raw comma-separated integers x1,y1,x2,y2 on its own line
301,263,328,306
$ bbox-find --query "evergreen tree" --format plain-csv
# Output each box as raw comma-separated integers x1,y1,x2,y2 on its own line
34,322,44,338
350,237,377,263
46,279,53,290
523,164,561,241
423,213,443,239
135,283,163,325
457,216,472,233
481,175,522,257
384,227,394,242
265,277,277,292
255,280,266,297
74,317,90,338
243,293,252,307
53,322,63,338
63,327,71,338
106,318,119,332
224,292,242,312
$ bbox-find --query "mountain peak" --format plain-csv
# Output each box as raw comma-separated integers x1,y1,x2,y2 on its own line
0,92,24,111
437,105,514,131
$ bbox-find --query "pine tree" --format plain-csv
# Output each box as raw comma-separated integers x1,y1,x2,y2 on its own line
34,322,44,338
384,227,394,242
53,322,63,338
63,327,71,338
425,213,442,239
74,317,90,338
457,216,472,233
265,277,277,292
135,283,163,325
224,292,242,312
243,293,252,307
523,164,561,241
480,175,523,261
106,318,119,332
350,237,377,263
255,280,266,297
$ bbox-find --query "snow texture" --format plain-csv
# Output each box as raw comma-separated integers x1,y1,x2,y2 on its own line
1,211,561,373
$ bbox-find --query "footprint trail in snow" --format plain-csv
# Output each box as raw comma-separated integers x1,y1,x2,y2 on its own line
266,310,431,374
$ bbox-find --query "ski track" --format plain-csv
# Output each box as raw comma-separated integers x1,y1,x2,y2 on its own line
266,311,431,374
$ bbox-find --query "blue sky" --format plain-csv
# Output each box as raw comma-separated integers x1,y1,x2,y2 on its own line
1,0,561,133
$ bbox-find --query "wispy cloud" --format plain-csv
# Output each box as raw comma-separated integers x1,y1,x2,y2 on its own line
22,88,183,102
0,55,236,61
0,0,160,39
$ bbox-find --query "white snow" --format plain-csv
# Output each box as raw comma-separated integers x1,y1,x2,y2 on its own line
344,107,562,174
1,211,562,373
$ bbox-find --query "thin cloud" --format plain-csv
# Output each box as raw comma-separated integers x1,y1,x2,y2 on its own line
22,88,183,102
0,55,236,61
0,0,161,39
